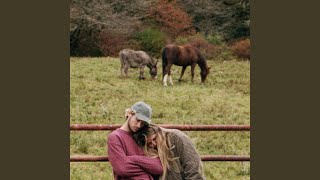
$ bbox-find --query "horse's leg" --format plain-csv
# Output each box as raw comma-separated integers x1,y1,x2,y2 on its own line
139,65,145,80
119,54,124,77
179,66,187,82
120,62,125,77
163,64,172,86
191,63,196,83
163,74,168,86
124,64,129,78
120,66,124,77
168,69,174,86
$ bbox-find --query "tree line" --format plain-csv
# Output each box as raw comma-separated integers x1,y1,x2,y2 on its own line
70,0,250,59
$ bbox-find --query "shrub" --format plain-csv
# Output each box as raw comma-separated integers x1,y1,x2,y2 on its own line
99,31,128,57
175,36,189,45
70,26,104,57
133,28,167,58
231,39,250,60
214,45,234,60
124,39,143,52
206,33,224,45
149,0,194,37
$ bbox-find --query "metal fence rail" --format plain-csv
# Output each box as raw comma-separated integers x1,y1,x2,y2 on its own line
70,124,250,131
70,124,250,162
70,155,250,162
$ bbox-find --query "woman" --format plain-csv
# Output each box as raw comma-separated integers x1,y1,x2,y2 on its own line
137,124,205,180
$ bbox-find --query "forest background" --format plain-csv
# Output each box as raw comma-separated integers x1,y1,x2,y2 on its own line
70,0,250,60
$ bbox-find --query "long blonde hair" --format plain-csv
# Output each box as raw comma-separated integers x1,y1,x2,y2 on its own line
144,125,177,180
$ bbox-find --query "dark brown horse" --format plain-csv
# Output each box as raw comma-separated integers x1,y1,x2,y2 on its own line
161,44,210,86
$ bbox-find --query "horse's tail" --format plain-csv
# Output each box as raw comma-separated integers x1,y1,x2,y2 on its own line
162,47,168,78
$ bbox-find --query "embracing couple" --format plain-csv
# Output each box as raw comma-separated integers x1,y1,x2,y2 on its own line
108,101,206,180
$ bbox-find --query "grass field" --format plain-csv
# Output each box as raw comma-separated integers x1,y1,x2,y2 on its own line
70,57,250,180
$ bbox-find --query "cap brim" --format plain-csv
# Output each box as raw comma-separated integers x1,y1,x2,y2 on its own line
135,113,151,124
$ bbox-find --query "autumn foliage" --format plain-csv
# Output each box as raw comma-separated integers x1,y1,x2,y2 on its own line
231,39,250,60
149,0,194,37
70,0,250,59
99,31,128,57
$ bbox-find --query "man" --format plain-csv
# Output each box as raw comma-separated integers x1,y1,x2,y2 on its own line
108,101,163,179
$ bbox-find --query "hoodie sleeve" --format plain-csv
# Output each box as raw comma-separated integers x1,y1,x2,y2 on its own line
128,155,163,175
107,133,146,176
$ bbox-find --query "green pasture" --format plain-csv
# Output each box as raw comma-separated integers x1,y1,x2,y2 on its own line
70,57,250,180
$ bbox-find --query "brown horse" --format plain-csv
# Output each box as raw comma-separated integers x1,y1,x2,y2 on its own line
161,44,211,86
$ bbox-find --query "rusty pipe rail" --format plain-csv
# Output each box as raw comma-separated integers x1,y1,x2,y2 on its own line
70,124,250,162
70,155,250,162
70,124,250,131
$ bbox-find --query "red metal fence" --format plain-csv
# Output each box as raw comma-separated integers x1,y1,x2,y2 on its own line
70,124,250,162
70,124,250,131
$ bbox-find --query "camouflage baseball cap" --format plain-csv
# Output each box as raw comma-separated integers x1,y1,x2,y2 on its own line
131,101,152,125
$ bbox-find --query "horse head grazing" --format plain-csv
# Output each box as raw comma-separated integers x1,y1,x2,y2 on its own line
148,58,158,79
162,44,210,86
198,56,211,83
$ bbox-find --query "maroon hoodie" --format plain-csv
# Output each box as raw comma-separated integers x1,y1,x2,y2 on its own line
108,128,163,179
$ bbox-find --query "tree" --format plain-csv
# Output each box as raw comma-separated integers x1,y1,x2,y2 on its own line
148,0,194,38
70,0,146,56
177,0,250,41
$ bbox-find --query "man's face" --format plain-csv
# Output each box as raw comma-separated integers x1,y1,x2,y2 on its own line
128,115,147,133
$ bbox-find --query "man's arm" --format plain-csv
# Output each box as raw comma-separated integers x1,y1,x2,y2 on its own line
172,131,205,179
107,134,146,176
128,155,163,175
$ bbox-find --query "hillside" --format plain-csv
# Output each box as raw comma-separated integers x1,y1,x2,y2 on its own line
70,0,250,57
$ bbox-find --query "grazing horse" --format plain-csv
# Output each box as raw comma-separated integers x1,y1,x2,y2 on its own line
162,44,211,86
119,49,158,80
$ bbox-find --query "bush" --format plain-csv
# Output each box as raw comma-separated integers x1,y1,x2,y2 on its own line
224,23,250,41
175,36,189,45
99,31,128,57
149,0,194,37
124,39,143,52
230,39,250,60
133,28,167,58
70,26,104,57
206,33,224,45
217,46,234,60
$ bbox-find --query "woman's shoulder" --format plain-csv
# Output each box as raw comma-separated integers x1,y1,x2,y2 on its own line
164,128,181,135
164,129,189,140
